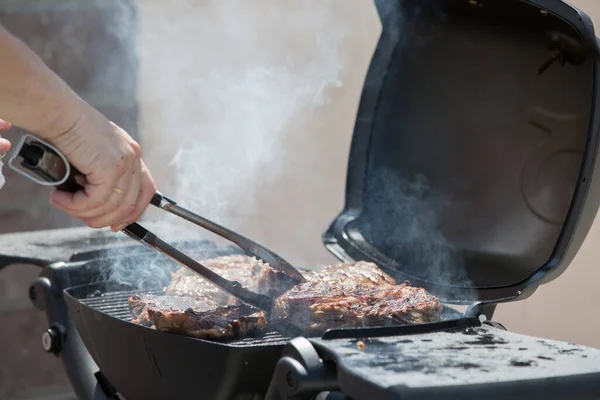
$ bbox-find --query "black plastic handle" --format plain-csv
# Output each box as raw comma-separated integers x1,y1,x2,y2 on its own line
57,164,85,193
56,162,167,214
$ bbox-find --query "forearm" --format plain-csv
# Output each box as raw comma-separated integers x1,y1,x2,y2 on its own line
0,24,91,139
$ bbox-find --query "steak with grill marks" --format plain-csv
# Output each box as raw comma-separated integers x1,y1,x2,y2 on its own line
128,294,267,341
128,258,442,340
164,255,298,304
303,261,397,286
271,279,443,335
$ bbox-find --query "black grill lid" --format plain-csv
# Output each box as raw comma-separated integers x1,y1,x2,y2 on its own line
323,0,600,304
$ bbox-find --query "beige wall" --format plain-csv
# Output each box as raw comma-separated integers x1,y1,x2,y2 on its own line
136,0,600,349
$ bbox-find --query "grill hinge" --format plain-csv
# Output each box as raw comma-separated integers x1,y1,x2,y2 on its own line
264,337,339,400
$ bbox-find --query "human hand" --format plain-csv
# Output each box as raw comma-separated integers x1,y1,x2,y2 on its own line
47,109,156,232
0,119,11,191
0,119,10,156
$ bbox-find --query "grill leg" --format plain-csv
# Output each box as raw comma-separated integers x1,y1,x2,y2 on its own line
30,263,118,400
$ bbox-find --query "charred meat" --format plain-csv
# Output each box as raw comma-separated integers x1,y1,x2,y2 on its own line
128,258,442,340
128,294,268,341
271,280,443,335
303,261,397,286
164,255,298,304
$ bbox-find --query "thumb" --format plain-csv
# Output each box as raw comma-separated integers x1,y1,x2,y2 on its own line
0,118,12,156
0,119,11,131
0,138,10,155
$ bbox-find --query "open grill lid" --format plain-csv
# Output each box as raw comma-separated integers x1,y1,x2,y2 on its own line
323,0,600,305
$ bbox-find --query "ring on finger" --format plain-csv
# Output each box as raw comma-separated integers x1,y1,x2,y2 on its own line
113,187,125,195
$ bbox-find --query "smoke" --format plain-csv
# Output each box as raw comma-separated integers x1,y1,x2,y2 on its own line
89,0,476,305
98,0,353,289
142,1,345,224
362,169,477,303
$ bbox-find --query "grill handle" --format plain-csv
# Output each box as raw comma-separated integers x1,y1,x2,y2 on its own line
0,255,48,271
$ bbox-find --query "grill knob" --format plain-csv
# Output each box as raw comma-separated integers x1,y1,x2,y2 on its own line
42,328,61,354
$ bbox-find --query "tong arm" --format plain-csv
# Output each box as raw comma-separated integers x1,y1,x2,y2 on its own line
150,192,306,283
122,222,274,313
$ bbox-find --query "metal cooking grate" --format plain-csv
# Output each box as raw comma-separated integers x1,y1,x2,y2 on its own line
78,290,292,347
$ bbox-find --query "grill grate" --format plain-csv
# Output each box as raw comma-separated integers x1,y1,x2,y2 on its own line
79,289,292,347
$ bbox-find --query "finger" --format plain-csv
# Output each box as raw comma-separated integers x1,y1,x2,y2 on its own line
51,148,134,212
0,119,11,130
111,160,156,231
83,161,141,230
52,165,135,221
51,151,135,217
0,119,11,155
0,138,10,154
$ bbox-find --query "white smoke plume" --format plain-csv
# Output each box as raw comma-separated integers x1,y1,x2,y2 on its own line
100,0,380,288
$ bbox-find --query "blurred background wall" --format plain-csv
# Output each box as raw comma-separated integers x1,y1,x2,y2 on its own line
0,0,599,398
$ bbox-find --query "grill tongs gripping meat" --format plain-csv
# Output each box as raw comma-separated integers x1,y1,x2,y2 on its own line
8,134,306,314
122,192,307,313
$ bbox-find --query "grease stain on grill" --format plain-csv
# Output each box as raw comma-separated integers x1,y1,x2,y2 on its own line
537,356,554,361
421,339,433,342
398,339,413,343
518,348,528,351
446,346,468,350
510,360,536,367
559,348,580,354
454,363,481,370
537,340,582,355
463,333,508,346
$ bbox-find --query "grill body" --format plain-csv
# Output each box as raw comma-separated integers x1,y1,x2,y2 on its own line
64,278,466,400
64,282,288,400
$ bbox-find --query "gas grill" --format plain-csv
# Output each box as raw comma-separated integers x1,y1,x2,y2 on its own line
3,0,600,399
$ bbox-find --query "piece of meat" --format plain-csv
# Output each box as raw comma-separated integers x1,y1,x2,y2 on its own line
131,258,440,340
271,280,443,335
128,294,268,341
164,255,298,304
303,261,397,286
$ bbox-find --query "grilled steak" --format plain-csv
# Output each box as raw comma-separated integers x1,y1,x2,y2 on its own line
304,261,397,286
164,255,298,304
271,279,443,335
129,258,442,340
128,294,267,341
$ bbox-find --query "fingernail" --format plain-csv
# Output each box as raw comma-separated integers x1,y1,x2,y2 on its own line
113,222,128,232
50,190,65,205
74,175,87,187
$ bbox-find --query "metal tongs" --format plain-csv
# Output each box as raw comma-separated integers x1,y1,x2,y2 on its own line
8,134,306,313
